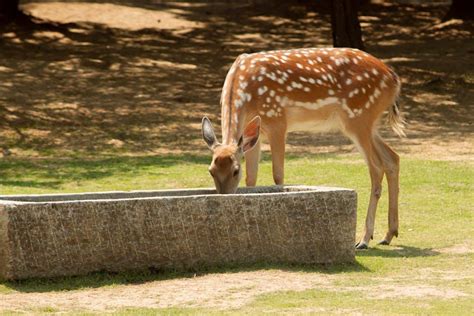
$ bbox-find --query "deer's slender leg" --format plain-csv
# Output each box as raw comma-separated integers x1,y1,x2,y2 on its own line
267,125,287,185
352,133,384,249
374,135,400,245
245,139,261,186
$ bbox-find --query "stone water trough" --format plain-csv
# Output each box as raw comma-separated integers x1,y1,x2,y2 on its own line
0,186,357,280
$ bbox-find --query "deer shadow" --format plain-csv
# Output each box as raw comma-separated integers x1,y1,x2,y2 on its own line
356,245,440,258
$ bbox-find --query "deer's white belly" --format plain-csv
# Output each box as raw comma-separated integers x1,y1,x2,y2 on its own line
285,107,342,133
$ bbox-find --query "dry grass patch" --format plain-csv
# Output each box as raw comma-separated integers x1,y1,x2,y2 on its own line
0,270,334,312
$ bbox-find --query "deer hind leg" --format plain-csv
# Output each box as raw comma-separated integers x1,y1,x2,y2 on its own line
245,139,261,186
267,124,287,185
373,135,400,245
352,132,385,250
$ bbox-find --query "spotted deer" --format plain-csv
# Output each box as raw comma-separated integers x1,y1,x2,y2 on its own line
201,47,405,249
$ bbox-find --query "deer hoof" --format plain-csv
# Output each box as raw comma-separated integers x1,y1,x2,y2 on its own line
355,242,368,250
378,239,390,246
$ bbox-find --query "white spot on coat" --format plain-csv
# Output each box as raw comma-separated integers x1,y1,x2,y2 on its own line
266,109,276,117
235,99,243,108
258,86,268,95
374,88,381,97
291,81,303,89
341,99,355,118
292,97,338,110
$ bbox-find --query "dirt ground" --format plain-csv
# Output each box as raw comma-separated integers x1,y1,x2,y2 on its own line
1,265,471,312
0,0,473,313
0,0,472,160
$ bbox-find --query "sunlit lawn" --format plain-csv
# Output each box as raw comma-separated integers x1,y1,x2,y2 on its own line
0,153,473,314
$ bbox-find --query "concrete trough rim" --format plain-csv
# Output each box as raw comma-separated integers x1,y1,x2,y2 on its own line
0,185,355,205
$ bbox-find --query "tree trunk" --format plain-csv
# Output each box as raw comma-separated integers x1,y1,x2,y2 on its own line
0,0,20,19
444,0,474,21
330,0,365,50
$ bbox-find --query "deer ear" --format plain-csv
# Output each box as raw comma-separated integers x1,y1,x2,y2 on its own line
202,116,218,149
240,116,261,153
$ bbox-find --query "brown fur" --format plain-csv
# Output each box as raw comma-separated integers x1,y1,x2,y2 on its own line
205,48,405,248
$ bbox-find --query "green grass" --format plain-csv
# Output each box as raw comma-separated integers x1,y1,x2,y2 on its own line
248,289,474,315
0,153,473,315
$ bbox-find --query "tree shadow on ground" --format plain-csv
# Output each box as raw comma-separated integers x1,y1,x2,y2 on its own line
0,0,472,158
0,152,349,190
0,154,210,189
356,245,440,258
3,260,369,293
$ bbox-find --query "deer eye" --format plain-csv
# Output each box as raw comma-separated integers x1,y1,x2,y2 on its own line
233,168,240,177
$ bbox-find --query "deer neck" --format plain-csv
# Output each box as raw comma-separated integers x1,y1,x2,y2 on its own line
221,55,247,145
221,106,244,145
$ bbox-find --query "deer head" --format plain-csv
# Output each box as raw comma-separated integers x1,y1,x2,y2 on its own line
202,116,260,194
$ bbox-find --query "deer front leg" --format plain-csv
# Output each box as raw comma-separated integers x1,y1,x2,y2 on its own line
245,139,261,186
267,127,287,185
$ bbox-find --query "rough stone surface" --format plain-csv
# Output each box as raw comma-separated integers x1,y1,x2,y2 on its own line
0,186,357,280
